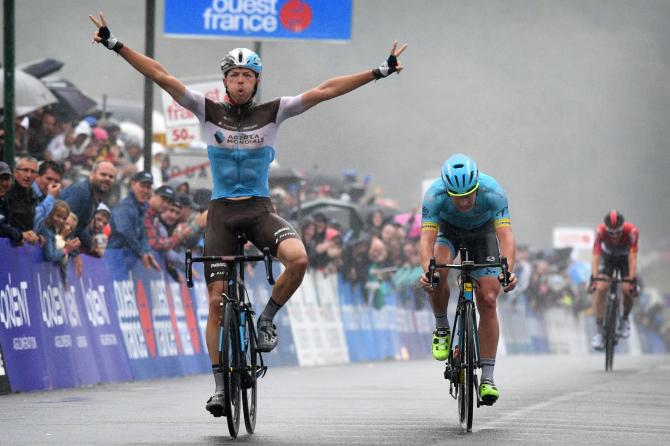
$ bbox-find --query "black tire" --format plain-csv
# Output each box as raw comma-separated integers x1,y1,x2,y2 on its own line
221,302,241,437
457,302,475,432
242,313,258,434
604,295,618,372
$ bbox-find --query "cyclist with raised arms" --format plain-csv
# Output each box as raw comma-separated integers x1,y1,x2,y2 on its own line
589,210,639,350
89,12,407,417
418,153,517,406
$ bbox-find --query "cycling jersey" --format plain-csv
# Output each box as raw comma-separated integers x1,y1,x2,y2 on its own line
421,172,511,231
177,88,306,199
593,222,639,256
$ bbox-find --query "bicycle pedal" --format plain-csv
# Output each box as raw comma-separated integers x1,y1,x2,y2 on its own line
443,365,452,380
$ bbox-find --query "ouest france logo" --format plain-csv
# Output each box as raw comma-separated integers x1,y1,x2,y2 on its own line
202,0,313,34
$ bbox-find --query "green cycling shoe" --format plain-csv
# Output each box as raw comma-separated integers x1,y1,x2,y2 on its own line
432,328,450,361
479,379,500,406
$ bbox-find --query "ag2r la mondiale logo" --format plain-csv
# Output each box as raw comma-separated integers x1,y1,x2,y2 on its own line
202,0,313,33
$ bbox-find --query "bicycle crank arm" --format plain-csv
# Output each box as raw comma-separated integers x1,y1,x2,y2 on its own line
474,374,483,408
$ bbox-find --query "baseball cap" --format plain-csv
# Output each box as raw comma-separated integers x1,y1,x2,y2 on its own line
95,202,112,218
175,192,192,209
155,185,176,202
131,171,153,184
0,161,11,177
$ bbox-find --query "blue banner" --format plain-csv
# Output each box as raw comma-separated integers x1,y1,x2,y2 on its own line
0,240,132,392
164,0,352,41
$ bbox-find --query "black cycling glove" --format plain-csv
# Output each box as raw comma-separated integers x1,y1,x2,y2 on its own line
98,26,124,53
372,54,399,80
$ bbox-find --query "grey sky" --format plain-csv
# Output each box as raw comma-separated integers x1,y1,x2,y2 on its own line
2,0,669,249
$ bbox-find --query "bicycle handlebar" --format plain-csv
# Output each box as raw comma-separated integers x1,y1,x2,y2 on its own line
590,276,636,284
428,256,510,288
185,248,276,288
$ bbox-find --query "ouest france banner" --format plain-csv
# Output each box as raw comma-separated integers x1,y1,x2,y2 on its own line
164,0,352,41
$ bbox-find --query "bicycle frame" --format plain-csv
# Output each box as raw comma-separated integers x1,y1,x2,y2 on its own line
429,247,509,431
185,240,276,436
592,266,635,372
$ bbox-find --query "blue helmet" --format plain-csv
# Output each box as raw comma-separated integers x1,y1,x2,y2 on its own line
441,153,479,196
220,48,263,77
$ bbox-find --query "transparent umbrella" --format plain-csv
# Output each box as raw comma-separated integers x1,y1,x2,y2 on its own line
0,68,57,116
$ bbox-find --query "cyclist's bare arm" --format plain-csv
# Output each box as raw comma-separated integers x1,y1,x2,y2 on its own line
627,250,638,279
591,253,603,277
89,12,185,101
495,225,518,291
495,226,516,273
418,228,439,291
300,41,407,109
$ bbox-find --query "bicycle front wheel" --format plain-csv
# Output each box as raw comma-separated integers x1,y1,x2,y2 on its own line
604,296,618,372
221,302,241,437
242,313,258,434
458,302,475,431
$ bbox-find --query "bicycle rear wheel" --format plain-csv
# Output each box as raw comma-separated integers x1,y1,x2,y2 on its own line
242,313,258,434
457,302,475,431
221,302,241,437
604,295,618,372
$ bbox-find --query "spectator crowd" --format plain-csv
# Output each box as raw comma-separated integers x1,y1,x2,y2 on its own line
2,104,670,349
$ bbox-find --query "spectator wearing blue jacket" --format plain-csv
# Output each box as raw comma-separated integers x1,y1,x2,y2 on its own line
32,160,64,230
60,160,116,253
107,171,161,271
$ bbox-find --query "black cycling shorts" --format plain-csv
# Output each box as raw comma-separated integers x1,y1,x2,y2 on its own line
597,253,629,278
437,219,500,277
204,197,300,283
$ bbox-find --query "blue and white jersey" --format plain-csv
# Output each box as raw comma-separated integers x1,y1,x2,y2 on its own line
178,88,306,199
421,172,511,231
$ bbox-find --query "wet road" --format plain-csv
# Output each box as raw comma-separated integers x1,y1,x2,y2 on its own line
2,354,669,445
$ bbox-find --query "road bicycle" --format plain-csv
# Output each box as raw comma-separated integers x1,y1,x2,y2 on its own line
428,247,509,432
591,267,636,372
185,233,275,438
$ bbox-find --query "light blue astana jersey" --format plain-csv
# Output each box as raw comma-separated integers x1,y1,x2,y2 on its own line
421,172,511,231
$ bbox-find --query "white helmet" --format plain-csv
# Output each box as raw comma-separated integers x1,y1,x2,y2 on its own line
220,48,262,77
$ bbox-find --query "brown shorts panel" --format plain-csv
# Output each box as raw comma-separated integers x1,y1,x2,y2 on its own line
203,197,300,283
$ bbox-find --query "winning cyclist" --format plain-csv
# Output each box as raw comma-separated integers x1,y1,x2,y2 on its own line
89,12,407,417
589,210,639,350
418,153,517,406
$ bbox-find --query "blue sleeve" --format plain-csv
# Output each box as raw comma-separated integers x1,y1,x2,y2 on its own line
112,206,147,258
33,195,55,230
421,179,445,231
484,181,511,228
37,223,65,262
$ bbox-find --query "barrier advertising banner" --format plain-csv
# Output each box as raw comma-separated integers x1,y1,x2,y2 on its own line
164,0,352,41
0,241,132,392
103,249,211,380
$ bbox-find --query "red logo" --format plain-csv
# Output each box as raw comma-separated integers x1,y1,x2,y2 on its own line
135,280,157,358
279,0,313,33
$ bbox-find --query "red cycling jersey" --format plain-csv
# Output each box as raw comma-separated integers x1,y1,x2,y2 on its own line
593,222,639,256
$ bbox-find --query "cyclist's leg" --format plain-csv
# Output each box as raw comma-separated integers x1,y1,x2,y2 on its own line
593,253,614,330
431,223,456,360
619,255,634,337
469,221,501,402
203,200,237,414
247,208,305,352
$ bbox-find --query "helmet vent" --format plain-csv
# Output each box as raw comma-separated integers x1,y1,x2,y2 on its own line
453,164,464,168
238,50,243,62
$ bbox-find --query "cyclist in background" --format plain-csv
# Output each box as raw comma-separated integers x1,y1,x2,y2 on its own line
89,12,407,417
589,210,639,350
418,153,517,406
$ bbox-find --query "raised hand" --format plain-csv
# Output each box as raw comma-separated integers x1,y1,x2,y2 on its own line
89,12,124,53
373,40,409,79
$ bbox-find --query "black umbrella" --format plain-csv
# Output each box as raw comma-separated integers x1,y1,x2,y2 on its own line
292,198,365,233
41,76,97,121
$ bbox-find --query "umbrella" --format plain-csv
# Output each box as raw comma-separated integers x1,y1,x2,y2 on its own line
41,76,97,121
394,212,422,239
292,198,365,233
16,58,64,79
0,68,57,116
